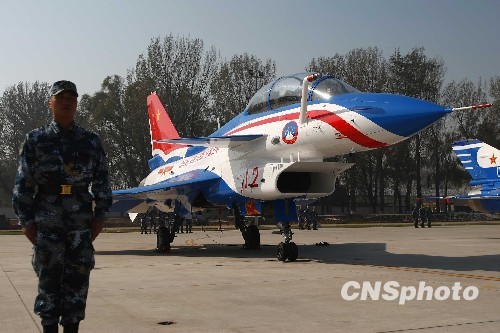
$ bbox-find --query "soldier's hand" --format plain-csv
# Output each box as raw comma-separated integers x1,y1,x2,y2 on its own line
91,219,105,242
22,224,37,245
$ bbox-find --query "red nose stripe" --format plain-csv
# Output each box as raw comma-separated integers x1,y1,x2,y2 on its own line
309,110,387,149
226,110,387,149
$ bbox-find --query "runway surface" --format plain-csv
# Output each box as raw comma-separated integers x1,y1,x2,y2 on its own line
1,224,499,332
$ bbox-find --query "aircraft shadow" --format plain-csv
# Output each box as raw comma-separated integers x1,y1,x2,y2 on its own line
303,242,500,273
95,242,500,273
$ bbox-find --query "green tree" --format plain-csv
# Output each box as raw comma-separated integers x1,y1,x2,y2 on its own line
442,78,488,140
0,81,51,202
388,47,445,206
308,47,389,212
131,34,220,136
210,53,276,126
78,76,151,188
309,46,388,92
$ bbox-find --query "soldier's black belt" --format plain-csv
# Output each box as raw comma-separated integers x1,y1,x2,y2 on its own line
38,185,89,195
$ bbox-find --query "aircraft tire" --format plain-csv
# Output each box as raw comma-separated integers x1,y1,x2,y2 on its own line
159,243,171,253
243,224,260,250
277,242,289,262
288,242,298,262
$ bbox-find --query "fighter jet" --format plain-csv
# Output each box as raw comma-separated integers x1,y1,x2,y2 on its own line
112,72,491,261
449,139,500,215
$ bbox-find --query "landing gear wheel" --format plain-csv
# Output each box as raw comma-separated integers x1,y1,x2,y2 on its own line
276,242,298,262
156,243,171,253
243,224,261,250
277,242,289,262
156,227,174,253
288,242,298,262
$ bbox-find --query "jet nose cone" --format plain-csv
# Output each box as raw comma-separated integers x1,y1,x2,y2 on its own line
336,93,450,137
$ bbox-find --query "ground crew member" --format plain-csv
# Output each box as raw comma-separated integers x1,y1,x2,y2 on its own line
149,207,157,234
140,214,148,234
426,206,433,228
412,205,420,228
311,208,319,230
185,214,193,233
419,206,426,228
298,209,306,230
12,80,112,333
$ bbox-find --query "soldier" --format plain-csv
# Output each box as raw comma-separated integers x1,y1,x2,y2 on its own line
179,216,185,233
311,208,319,230
426,206,433,228
185,213,193,233
412,205,420,228
419,205,426,228
12,81,112,333
297,209,306,230
149,207,157,234
304,208,312,230
140,214,148,234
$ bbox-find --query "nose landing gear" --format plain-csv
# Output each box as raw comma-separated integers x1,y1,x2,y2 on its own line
276,221,298,262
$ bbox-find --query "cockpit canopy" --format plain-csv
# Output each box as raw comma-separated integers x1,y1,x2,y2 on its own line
245,72,359,115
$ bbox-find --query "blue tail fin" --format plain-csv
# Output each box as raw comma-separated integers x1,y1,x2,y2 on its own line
452,139,500,188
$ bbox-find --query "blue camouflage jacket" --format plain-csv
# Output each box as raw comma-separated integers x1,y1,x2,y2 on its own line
12,121,112,227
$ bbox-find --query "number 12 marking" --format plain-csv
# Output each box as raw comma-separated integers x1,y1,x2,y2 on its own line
241,167,259,192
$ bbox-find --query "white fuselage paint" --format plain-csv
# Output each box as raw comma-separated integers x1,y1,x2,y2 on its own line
143,103,405,201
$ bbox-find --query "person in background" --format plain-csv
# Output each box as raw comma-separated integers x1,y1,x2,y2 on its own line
140,214,148,234
426,206,433,228
419,205,426,228
412,205,420,228
149,207,157,234
185,213,193,233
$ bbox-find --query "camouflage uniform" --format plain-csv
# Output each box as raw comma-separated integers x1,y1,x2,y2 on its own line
12,121,112,326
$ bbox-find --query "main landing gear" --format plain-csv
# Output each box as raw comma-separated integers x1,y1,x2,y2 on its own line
156,214,182,253
234,207,261,250
156,226,175,252
241,224,261,250
276,221,298,262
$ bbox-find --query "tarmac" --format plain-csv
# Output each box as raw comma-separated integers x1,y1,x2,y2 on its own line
1,224,499,333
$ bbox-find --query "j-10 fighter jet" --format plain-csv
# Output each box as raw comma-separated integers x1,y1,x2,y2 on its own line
112,72,490,261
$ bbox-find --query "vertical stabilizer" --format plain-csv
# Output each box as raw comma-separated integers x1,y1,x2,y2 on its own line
147,93,183,156
452,139,500,188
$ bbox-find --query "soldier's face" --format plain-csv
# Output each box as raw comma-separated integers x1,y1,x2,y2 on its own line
48,91,78,124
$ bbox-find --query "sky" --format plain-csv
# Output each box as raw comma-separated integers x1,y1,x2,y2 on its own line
1,0,499,96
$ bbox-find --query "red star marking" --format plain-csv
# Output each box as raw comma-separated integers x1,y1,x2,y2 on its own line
490,153,497,164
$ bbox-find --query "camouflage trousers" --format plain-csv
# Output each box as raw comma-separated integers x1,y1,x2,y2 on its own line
31,195,95,326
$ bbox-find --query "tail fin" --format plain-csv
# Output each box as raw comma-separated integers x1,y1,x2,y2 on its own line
147,92,183,156
452,139,500,187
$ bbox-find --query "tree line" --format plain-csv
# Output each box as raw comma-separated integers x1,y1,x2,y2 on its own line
1,35,499,213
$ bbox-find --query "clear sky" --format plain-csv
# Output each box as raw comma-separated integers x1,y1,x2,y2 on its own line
1,0,499,96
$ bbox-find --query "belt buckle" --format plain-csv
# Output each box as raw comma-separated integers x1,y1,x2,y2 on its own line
60,185,72,195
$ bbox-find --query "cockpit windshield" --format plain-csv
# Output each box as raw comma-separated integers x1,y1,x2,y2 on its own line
245,72,359,115
310,77,359,101
246,82,273,115
269,76,303,110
